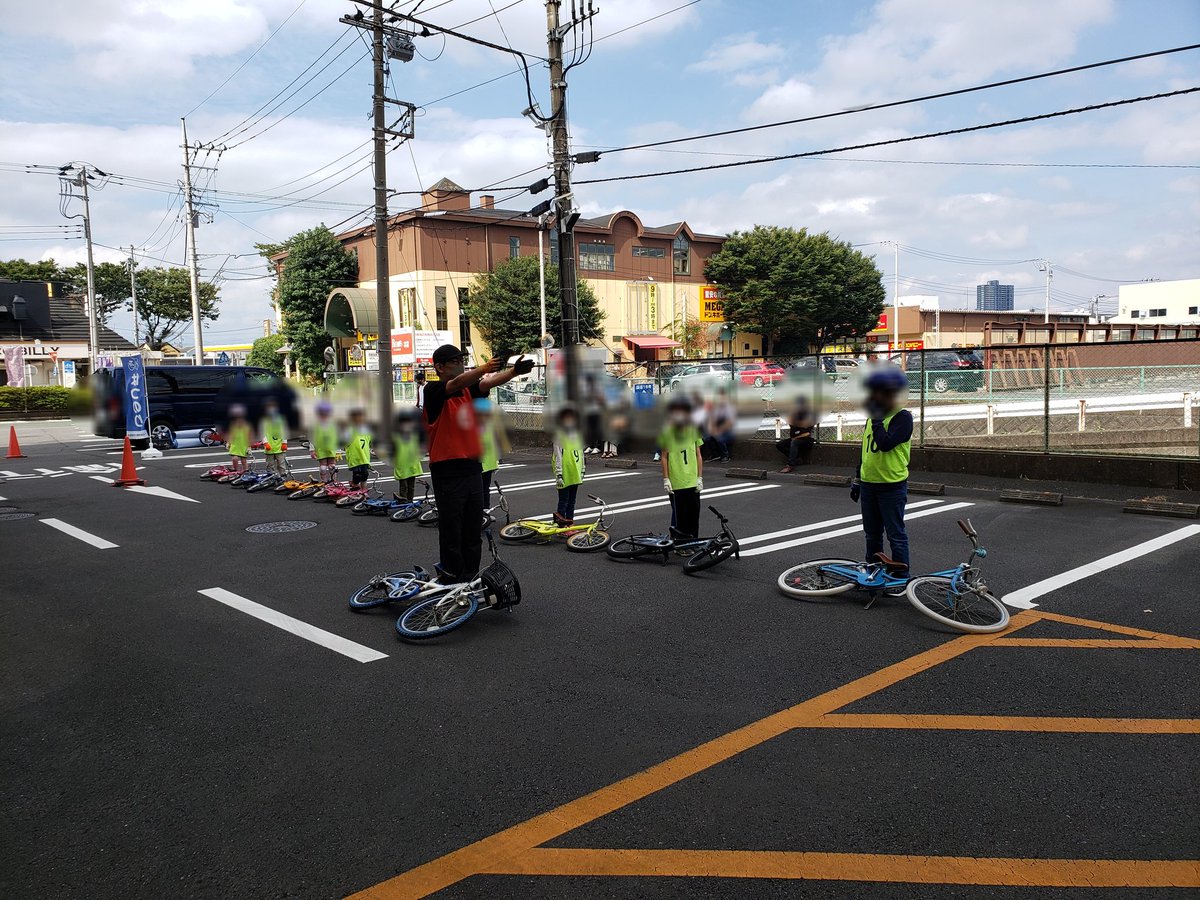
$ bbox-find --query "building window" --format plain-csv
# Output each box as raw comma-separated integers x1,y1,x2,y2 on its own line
458,288,471,348
673,233,690,275
1149,308,1167,318
397,287,417,327
509,236,520,259
1189,306,1198,315
632,246,665,259
435,286,448,331
549,240,559,266
579,242,615,271
1129,310,1140,318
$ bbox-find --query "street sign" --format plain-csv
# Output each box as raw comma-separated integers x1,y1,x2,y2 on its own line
217,351,230,365
633,382,655,409
62,360,76,388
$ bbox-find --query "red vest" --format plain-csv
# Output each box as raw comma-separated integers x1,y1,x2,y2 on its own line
426,388,481,463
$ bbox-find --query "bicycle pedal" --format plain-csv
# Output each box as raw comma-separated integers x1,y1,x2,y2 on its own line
863,594,878,611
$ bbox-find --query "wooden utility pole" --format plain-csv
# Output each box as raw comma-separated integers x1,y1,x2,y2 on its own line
370,0,394,435
180,118,205,364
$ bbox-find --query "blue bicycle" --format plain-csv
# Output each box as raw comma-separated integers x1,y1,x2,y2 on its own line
776,519,1009,633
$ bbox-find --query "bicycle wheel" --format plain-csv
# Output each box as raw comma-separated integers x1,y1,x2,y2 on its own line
348,573,422,610
289,485,320,500
396,592,479,639
566,529,609,552
606,537,659,560
416,507,439,527
335,494,361,508
777,558,860,598
683,538,738,574
499,522,538,542
393,503,421,522
351,501,371,515
906,575,1010,633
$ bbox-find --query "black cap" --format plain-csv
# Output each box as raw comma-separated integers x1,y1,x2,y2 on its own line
431,344,465,366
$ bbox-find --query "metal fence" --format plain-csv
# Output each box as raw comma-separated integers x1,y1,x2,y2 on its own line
491,338,1200,460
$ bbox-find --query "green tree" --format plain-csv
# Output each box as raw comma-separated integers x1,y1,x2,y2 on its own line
462,256,603,358
673,314,708,357
0,258,65,282
62,261,132,324
133,266,219,350
246,333,287,375
702,226,884,355
266,227,357,379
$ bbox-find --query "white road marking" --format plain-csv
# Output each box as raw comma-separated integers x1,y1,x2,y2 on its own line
40,518,119,549
76,445,126,452
740,502,975,557
501,471,639,493
90,476,200,503
522,483,780,523
1002,524,1200,609
197,588,387,663
738,500,944,547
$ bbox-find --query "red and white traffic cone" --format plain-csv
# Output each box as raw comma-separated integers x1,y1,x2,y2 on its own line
111,436,145,487
6,425,26,459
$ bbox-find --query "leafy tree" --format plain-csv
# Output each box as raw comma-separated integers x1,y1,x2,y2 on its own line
62,261,132,324
266,227,357,379
133,266,219,350
673,314,708,357
462,255,603,358
702,226,884,355
246,333,286,375
0,258,64,282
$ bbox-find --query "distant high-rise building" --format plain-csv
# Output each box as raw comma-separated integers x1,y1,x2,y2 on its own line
976,279,1015,311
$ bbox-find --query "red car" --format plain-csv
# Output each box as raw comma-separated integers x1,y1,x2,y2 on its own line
736,362,786,387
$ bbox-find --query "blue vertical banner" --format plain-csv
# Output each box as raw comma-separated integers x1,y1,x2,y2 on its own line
121,355,149,441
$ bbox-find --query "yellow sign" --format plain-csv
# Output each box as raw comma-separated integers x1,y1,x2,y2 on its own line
699,285,724,323
646,283,658,331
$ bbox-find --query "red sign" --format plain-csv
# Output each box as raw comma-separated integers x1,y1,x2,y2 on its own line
391,330,414,356
870,313,888,333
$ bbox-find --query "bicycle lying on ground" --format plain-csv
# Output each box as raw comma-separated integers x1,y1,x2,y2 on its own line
775,519,1009,633
607,506,739,574
387,479,437,522
498,494,612,552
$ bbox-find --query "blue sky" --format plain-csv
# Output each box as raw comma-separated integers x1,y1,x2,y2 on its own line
2,0,1198,346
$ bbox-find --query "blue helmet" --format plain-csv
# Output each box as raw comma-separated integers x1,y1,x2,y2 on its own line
864,366,908,392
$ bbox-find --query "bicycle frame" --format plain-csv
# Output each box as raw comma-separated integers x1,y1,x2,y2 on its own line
815,520,987,595
618,506,738,562
512,493,610,538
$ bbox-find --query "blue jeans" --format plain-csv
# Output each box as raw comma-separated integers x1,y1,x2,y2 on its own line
859,481,909,571
556,483,579,520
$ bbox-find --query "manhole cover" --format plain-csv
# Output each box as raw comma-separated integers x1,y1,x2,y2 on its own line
0,512,36,521
246,521,318,534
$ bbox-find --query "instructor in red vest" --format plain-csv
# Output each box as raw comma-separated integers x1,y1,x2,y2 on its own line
424,345,530,583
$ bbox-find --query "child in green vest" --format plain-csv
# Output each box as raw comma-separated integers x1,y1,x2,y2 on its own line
226,404,251,474
851,366,914,592
311,400,340,484
659,395,705,539
552,406,584,526
345,407,374,491
392,408,424,501
475,397,500,501
262,398,287,474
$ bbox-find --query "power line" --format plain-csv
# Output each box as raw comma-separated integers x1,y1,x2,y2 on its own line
598,42,1200,157
575,88,1200,186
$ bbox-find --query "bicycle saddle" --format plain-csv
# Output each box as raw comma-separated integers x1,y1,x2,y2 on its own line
873,552,908,572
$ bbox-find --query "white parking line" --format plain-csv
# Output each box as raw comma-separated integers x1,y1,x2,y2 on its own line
738,500,945,547
40,518,119,549
1002,524,1200,610
523,483,780,523
501,471,640,494
197,588,387,663
739,502,975,557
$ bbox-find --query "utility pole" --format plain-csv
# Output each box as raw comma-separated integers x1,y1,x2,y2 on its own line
180,118,206,364
1038,260,1053,324
891,240,900,351
127,246,139,348
370,0,393,436
57,164,102,374
537,213,549,366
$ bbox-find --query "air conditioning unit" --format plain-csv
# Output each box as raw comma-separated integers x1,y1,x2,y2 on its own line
672,348,684,358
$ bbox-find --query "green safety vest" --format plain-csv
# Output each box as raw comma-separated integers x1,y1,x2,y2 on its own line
480,426,499,473
393,433,423,479
227,422,251,458
262,415,286,454
860,410,910,484
346,429,372,468
554,430,584,487
659,425,703,490
312,422,339,460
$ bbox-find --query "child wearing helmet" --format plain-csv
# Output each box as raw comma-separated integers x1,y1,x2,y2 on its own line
261,398,288,474
392,409,424,502
659,396,704,539
852,365,914,592
311,400,340,485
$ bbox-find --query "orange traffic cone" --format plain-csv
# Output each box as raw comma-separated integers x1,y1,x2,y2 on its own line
111,435,145,487
5,426,25,459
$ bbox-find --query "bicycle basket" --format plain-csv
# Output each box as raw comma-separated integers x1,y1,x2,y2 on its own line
480,558,521,609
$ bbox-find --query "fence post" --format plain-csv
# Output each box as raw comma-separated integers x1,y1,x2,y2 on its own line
1077,399,1086,432
836,414,844,441
918,349,926,448
1043,345,1051,453
986,404,995,436
1185,391,1193,429
775,416,782,439
813,347,823,446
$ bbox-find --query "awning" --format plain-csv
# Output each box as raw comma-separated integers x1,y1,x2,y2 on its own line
622,335,681,350
324,287,378,339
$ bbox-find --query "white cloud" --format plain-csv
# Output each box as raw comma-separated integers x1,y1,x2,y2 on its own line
687,34,785,74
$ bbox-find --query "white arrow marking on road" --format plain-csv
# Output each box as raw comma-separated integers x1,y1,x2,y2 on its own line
1002,524,1200,610
738,500,945,547
198,588,388,663
89,476,200,503
41,518,119,549
739,502,975,557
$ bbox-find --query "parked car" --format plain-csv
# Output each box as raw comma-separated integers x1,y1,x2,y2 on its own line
789,356,838,380
668,360,735,391
904,349,985,393
736,362,786,387
92,364,298,448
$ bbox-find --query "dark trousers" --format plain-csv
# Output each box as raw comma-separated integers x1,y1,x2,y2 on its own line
859,481,909,570
394,476,416,502
432,470,485,581
556,483,579,520
669,487,701,539
775,435,814,466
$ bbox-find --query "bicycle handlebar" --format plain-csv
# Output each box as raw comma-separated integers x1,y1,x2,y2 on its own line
957,518,977,537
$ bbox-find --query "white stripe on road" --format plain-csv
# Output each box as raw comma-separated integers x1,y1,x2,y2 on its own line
1002,524,1200,610
738,500,945,547
501,471,640,493
90,476,200,503
197,588,387,663
40,518,119,549
523,483,780,523
740,502,975,557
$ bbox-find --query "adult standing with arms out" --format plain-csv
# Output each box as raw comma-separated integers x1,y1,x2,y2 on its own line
423,345,529,583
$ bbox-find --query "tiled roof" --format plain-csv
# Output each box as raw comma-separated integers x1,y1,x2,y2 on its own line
0,294,135,350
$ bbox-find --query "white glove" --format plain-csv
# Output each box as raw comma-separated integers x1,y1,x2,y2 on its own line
696,477,704,493
662,478,673,494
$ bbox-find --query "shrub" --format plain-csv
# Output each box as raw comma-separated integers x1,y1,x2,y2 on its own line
0,385,75,413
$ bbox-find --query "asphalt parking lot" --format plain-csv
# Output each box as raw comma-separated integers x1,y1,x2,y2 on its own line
2,420,1197,899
